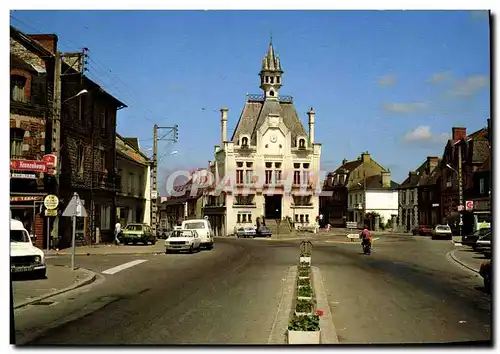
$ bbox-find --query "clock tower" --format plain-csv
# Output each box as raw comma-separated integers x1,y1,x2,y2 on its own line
259,39,283,100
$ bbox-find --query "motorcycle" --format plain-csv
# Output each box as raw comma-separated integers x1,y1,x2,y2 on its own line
362,240,371,255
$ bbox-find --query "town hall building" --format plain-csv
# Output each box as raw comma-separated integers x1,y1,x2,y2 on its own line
203,41,322,236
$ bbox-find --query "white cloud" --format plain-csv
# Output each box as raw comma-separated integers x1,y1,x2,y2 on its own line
427,71,452,84
447,75,489,97
403,126,450,144
382,102,427,114
377,74,396,87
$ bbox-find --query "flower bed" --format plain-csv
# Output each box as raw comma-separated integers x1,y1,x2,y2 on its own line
297,285,313,299
287,314,321,344
295,299,314,316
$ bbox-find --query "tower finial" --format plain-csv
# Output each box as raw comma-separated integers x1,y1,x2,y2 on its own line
270,31,273,45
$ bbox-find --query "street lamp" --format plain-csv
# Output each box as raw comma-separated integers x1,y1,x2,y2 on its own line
446,164,457,174
62,89,88,105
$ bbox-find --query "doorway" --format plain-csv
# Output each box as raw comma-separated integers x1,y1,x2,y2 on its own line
264,195,282,219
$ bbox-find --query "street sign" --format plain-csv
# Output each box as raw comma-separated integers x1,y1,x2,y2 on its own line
62,192,88,217
346,221,357,229
45,209,57,216
42,154,57,168
457,205,464,212
465,200,474,211
44,194,59,210
151,190,158,199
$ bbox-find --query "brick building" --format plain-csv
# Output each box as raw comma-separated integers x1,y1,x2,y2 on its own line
9,26,56,249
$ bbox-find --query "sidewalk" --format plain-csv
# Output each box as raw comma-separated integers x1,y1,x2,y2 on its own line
45,242,165,256
450,248,491,273
12,264,96,309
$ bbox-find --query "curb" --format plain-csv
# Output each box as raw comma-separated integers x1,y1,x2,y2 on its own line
14,267,97,310
312,266,339,344
448,249,479,274
46,251,165,257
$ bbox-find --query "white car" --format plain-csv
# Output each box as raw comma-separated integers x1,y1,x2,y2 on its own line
10,219,46,278
182,219,214,250
476,232,491,252
165,230,201,254
432,224,453,240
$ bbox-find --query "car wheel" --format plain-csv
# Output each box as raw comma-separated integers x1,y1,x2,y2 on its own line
484,275,491,293
412,230,417,235
152,238,157,245
207,243,214,250
165,248,170,254
189,245,194,254
35,269,46,279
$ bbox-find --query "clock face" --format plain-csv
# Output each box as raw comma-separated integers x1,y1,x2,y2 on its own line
270,135,277,143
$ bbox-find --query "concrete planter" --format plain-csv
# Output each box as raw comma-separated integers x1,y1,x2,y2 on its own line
287,330,321,344
300,256,311,264
298,276,310,280
295,310,313,316
297,296,312,301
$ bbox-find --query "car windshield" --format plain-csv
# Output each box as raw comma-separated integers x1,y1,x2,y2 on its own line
474,228,491,236
437,226,450,231
171,230,194,237
184,222,205,230
126,224,143,231
11,230,30,243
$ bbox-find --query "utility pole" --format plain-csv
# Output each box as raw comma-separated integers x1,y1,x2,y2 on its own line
151,124,178,236
457,144,464,237
50,51,62,248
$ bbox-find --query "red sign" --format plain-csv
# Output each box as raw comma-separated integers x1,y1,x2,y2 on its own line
43,154,57,168
10,159,46,172
465,200,474,211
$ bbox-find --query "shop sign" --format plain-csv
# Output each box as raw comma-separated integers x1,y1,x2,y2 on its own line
10,195,44,202
44,195,59,210
10,159,46,172
10,172,36,179
45,209,57,216
42,154,57,168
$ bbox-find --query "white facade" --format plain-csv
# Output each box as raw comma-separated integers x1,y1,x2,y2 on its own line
116,136,151,226
205,41,322,235
347,189,398,225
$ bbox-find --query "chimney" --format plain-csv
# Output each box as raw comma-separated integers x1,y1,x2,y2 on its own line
361,151,370,163
307,107,315,144
220,108,228,144
27,34,58,54
452,127,467,141
342,158,348,165
426,156,439,174
381,171,391,188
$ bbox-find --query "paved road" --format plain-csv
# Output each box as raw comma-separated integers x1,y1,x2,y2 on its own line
15,239,298,345
312,236,491,344
14,236,491,345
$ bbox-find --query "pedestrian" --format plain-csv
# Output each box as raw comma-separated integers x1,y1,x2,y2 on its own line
114,222,122,245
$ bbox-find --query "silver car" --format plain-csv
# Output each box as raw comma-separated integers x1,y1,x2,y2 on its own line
432,224,452,240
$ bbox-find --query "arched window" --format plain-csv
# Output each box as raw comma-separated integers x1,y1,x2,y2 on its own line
241,137,248,146
277,76,281,84
11,75,27,102
299,139,306,148
269,90,275,97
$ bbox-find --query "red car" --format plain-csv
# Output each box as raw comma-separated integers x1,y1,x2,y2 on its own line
412,225,433,236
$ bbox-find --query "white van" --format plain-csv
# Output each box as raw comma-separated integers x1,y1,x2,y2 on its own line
182,219,214,250
10,219,46,278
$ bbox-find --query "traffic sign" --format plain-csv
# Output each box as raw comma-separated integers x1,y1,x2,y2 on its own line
465,200,474,211
44,194,59,210
45,209,57,217
62,192,88,217
457,205,464,211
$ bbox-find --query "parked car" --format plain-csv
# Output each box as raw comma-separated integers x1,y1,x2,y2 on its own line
182,219,214,250
121,223,157,245
256,226,272,238
412,225,433,236
157,228,172,239
479,260,491,293
475,232,491,252
236,226,257,238
462,228,491,249
165,230,201,253
431,224,453,240
10,219,46,279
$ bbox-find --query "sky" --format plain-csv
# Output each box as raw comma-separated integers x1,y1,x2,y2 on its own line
9,10,490,190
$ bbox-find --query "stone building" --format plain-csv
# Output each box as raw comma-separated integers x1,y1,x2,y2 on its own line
9,26,56,249
204,41,322,235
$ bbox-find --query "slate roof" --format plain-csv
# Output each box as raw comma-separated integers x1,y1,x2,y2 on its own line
330,160,363,175
230,99,307,147
123,137,139,150
398,160,428,189
350,175,399,191
116,134,149,166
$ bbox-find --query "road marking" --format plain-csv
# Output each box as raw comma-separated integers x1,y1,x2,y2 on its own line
102,259,148,275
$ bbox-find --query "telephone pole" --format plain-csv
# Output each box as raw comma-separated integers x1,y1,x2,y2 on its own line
457,144,464,238
151,124,178,236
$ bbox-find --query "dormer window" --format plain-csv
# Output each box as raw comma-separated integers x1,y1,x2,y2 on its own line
299,139,306,149
241,137,248,146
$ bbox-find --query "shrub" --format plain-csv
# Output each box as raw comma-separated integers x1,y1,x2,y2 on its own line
297,278,310,286
296,299,314,313
287,314,320,331
298,285,313,297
